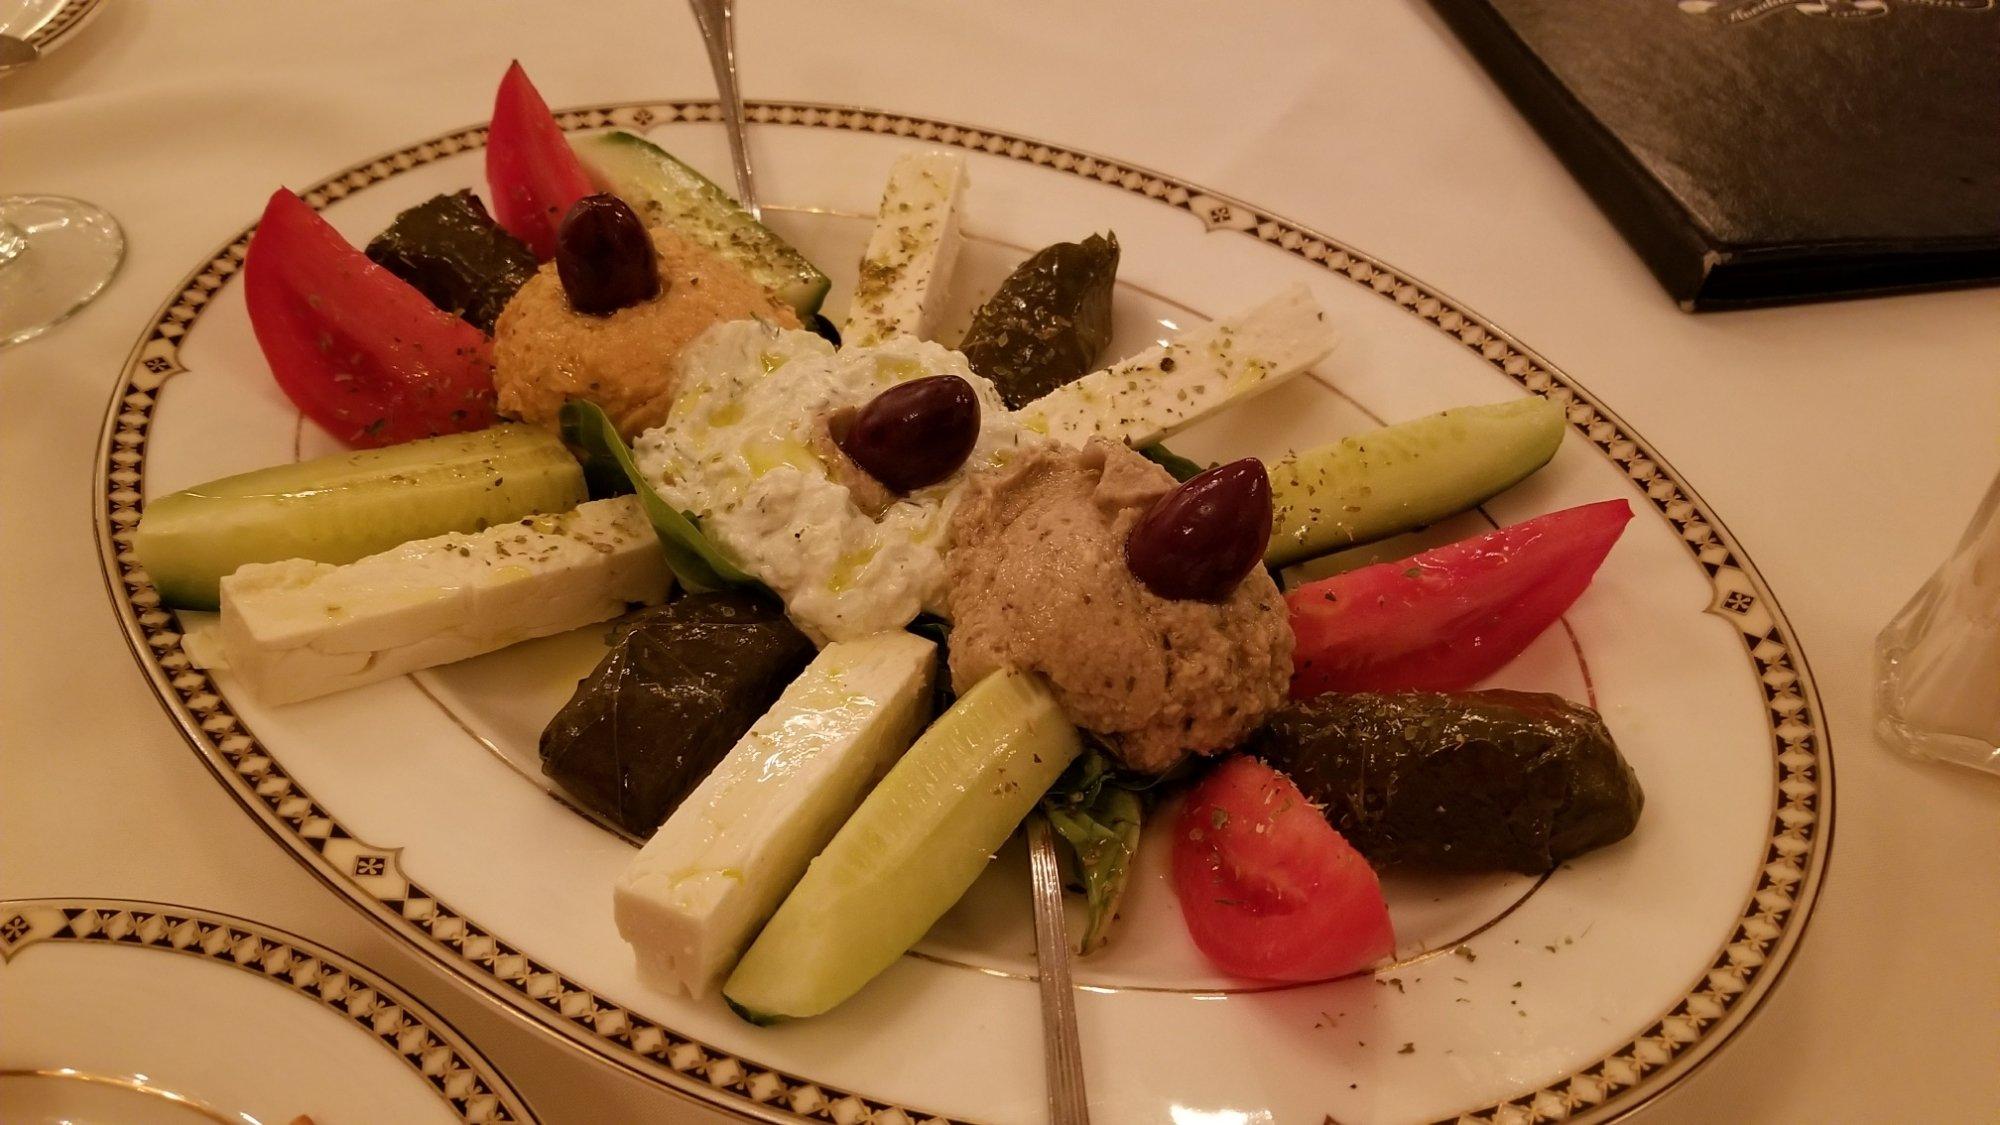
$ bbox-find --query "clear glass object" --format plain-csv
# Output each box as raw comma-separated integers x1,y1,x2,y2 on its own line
1875,470,2000,775
0,194,127,347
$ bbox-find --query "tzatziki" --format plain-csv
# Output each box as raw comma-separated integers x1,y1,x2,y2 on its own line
635,320,1039,642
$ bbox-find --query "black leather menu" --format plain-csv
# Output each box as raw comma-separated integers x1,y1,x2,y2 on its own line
1428,0,2000,310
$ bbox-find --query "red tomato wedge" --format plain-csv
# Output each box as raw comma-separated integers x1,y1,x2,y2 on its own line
1172,756,1395,981
486,60,594,260
1288,499,1633,698
243,189,498,448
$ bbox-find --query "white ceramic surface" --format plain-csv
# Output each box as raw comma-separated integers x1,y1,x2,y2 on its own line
97,105,1832,1124
0,898,539,1125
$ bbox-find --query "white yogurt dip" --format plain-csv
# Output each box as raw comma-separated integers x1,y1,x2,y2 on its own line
635,320,1040,642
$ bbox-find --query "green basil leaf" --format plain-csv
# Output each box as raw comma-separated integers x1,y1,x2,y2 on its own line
1139,443,1206,483
905,613,957,717
1041,746,1146,954
559,400,764,595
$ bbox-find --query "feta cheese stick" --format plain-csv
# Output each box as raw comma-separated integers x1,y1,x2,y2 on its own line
213,496,670,705
614,631,937,998
844,151,969,347
1017,283,1339,449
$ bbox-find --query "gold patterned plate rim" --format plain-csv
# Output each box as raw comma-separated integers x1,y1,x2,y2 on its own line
0,896,541,1124
92,99,1835,1125
8,0,102,53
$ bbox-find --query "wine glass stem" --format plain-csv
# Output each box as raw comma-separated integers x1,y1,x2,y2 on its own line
0,221,26,269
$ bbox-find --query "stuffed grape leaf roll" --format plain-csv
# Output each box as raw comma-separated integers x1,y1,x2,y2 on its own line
540,592,815,836
365,190,538,334
959,232,1119,409
1250,689,1643,874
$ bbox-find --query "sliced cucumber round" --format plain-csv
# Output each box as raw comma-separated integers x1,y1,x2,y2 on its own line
135,425,585,610
573,130,830,321
1266,397,1565,567
723,669,1082,1023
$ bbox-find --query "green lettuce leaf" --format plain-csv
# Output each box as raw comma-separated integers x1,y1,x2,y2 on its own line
905,613,958,717
559,400,764,595
1041,746,1145,955
1139,443,1206,482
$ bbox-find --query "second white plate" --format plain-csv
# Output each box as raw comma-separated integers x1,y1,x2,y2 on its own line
0,898,538,1125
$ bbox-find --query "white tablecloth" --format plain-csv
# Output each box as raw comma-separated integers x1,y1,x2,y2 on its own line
5,2,1996,1121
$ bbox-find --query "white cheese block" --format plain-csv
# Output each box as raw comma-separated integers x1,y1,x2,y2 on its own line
1015,283,1339,449
843,150,968,347
614,631,937,998
215,496,669,705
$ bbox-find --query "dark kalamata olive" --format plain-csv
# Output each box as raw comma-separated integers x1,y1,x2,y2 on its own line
836,375,982,494
556,194,661,316
1125,458,1272,603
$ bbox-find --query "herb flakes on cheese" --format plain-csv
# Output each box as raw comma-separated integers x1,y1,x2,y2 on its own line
1017,284,1338,449
213,496,669,704
844,151,969,347
614,630,936,998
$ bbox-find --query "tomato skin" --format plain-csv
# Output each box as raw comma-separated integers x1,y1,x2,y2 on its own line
486,60,595,260
243,189,498,448
1172,756,1394,981
1288,499,1633,698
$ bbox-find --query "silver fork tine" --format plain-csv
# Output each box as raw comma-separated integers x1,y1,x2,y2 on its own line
1028,814,1092,1124
686,0,761,220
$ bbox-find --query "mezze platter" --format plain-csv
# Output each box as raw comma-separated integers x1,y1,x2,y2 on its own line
98,98,1830,1124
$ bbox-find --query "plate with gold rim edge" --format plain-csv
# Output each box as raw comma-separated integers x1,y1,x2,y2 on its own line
1,0,103,55
0,897,538,1125
96,99,1832,1125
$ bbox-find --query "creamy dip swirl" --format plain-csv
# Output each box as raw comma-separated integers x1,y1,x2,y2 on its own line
493,227,800,440
635,321,1038,642
944,439,1293,773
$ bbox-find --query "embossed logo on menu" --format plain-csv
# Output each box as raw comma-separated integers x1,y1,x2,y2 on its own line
1678,0,1993,21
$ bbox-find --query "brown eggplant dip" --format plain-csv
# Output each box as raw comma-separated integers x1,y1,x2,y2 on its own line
943,438,1292,773
492,226,799,439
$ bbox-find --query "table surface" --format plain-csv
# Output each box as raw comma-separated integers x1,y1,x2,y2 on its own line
4,2,1996,1122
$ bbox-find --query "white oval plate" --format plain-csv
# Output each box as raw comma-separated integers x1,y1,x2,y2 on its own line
0,898,538,1124
96,101,1833,1125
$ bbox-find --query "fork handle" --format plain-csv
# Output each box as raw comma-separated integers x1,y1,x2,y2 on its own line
1029,815,1092,1124
687,0,760,219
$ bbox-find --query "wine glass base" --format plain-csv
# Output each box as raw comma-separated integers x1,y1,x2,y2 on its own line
0,196,127,347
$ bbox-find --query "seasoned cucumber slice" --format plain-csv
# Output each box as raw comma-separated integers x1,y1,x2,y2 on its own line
572,130,830,320
1266,397,1565,567
615,631,937,998
135,425,585,610
723,669,1082,1022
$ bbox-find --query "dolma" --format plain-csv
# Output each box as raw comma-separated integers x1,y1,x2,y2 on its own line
959,232,1119,409
365,190,538,334
540,592,815,837
1250,690,1643,874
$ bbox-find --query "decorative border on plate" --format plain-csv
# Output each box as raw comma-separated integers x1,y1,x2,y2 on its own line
95,101,1832,1125
0,897,537,1124
1676,0,1994,23
20,0,98,51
